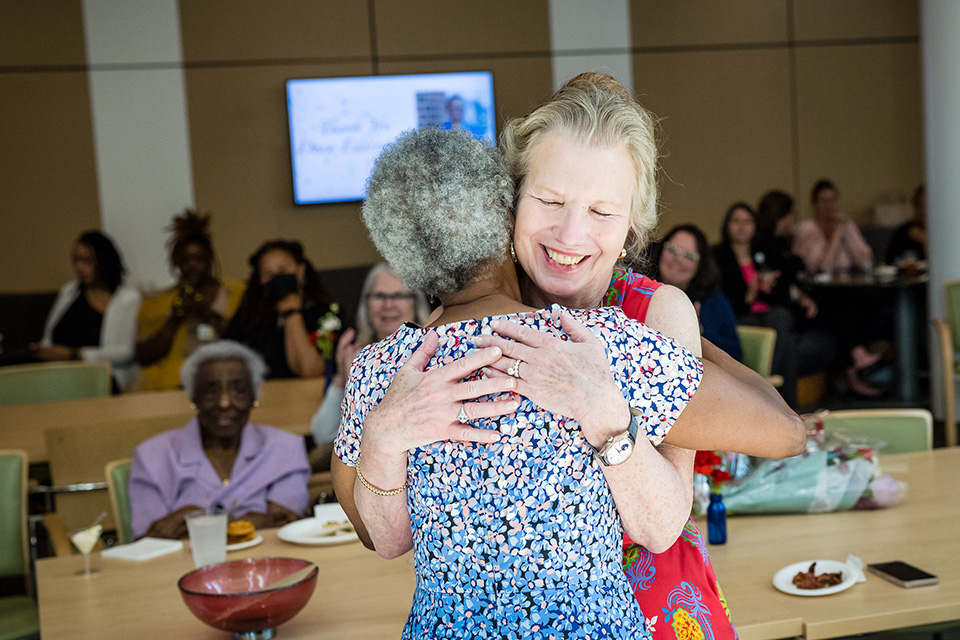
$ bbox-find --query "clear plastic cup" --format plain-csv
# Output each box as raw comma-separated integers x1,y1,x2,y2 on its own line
185,508,227,567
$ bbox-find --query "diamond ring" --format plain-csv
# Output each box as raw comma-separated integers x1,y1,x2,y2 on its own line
507,358,523,379
457,404,470,424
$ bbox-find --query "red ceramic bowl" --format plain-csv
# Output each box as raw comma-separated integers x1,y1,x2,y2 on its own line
178,557,318,635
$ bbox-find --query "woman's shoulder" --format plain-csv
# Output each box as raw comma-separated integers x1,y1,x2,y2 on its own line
248,423,308,452
112,283,142,304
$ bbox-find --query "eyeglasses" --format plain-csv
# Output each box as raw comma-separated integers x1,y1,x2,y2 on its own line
367,292,415,303
664,243,700,263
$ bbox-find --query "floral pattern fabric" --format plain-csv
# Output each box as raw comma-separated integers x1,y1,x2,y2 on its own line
336,304,702,639
608,269,738,640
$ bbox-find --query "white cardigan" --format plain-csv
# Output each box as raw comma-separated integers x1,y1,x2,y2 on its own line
41,281,142,389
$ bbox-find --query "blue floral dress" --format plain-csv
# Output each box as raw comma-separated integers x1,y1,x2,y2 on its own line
335,305,702,639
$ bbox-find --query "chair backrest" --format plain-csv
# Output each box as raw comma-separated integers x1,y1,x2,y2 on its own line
0,361,111,406
105,459,133,545
945,279,960,350
736,326,777,377
0,450,29,586
44,414,188,531
820,408,933,454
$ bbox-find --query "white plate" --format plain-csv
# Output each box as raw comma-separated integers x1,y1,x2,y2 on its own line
278,504,358,546
773,560,857,596
226,533,263,552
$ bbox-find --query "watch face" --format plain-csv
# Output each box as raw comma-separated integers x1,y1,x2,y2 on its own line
604,436,634,466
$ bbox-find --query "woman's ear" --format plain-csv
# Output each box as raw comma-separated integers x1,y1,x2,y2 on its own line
296,263,306,285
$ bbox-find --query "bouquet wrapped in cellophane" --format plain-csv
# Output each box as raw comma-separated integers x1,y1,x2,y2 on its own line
695,418,906,515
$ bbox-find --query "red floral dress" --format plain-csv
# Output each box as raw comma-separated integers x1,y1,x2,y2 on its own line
606,267,738,640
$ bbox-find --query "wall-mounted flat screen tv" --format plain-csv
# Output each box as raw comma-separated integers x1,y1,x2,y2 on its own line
287,71,495,205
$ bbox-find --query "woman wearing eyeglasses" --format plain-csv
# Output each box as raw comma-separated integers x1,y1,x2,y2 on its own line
651,225,742,360
310,263,431,449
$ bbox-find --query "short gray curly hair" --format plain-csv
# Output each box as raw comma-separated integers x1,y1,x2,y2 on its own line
180,340,268,400
362,127,513,299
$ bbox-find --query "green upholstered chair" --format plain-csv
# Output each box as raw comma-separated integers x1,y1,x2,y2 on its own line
819,408,933,454
736,325,783,388
0,361,111,406
932,278,960,448
105,459,133,545
0,450,40,640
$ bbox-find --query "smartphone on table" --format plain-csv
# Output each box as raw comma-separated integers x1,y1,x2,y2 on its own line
867,561,939,588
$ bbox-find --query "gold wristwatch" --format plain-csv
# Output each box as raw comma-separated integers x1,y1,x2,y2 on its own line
594,406,642,466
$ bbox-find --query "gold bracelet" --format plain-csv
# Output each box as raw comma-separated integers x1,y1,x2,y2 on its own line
355,459,408,497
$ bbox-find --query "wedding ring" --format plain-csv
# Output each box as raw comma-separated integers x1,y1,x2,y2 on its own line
457,404,470,424
507,358,523,379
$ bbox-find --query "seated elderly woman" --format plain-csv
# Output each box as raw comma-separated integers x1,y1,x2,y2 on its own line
129,340,310,540
337,128,801,639
310,262,429,455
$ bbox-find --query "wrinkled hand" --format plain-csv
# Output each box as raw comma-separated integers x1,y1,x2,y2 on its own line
333,327,362,389
473,309,628,449
360,331,519,459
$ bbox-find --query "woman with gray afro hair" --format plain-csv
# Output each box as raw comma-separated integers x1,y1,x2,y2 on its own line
362,127,513,300
329,125,792,638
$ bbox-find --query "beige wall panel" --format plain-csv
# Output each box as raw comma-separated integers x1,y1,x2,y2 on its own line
632,49,794,243
795,43,922,223
0,0,87,67
793,0,918,41
0,72,100,293
179,0,371,62
185,62,381,282
375,0,550,57
631,0,788,48
378,57,555,128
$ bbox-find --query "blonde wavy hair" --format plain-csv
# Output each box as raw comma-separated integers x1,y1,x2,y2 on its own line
500,72,660,257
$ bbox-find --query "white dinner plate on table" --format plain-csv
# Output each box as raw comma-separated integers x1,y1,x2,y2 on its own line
278,503,358,546
773,559,857,596
226,534,263,552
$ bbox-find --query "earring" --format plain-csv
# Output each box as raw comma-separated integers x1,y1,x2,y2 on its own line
619,248,627,259
190,402,197,411
253,400,260,408
510,241,518,263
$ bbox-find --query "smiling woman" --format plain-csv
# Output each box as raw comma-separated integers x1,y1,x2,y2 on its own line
128,340,310,540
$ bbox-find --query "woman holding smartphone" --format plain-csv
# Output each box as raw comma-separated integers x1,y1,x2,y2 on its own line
223,240,339,379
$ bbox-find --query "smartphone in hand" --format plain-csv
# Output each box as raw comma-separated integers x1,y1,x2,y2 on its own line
867,561,938,588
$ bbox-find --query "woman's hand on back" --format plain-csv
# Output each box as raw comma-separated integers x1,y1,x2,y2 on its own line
473,309,629,450
360,330,518,461
332,327,362,389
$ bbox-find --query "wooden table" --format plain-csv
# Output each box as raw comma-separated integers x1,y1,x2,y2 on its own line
709,447,960,640
36,531,415,639
35,449,959,640
0,377,324,463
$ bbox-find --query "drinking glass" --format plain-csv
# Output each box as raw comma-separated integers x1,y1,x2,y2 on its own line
185,507,228,567
71,512,106,576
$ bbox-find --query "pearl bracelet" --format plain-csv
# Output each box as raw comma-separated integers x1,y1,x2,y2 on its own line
356,459,408,497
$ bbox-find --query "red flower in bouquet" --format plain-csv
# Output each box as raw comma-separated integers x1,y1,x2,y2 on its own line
695,450,730,492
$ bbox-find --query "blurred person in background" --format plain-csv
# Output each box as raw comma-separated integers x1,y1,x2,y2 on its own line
31,230,141,390
135,210,244,391
224,240,339,380
886,184,927,264
793,179,874,274
648,224,742,360
309,262,429,469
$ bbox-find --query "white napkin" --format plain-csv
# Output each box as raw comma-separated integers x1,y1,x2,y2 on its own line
846,554,867,583
101,537,184,562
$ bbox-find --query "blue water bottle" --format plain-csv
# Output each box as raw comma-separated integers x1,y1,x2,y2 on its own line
707,492,727,545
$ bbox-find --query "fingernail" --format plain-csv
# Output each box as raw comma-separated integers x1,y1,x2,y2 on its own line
490,320,500,329
490,346,501,356
505,401,519,411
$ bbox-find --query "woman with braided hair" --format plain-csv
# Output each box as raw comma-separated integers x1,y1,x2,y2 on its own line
135,210,245,391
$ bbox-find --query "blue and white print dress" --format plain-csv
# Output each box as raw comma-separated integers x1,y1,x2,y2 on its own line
335,305,702,639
